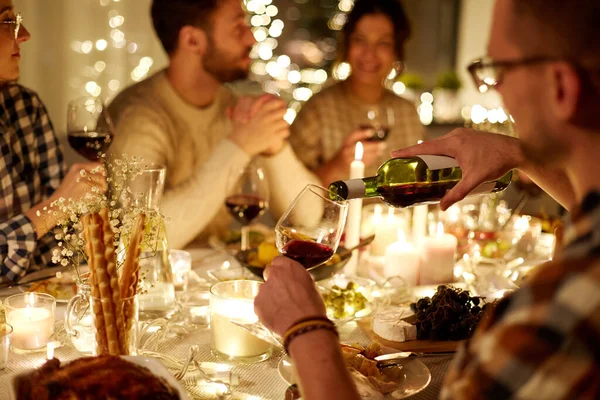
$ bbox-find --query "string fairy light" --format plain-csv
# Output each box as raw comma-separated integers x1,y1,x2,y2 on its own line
70,0,153,100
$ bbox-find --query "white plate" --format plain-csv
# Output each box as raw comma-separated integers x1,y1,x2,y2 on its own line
278,348,431,399
11,356,189,400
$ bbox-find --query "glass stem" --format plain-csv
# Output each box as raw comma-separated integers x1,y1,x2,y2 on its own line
241,225,250,252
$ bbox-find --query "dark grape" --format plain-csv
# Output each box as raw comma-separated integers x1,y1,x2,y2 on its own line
410,285,496,341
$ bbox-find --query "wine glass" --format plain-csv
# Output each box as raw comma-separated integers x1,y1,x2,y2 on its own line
275,184,348,269
225,163,270,251
360,104,395,141
67,96,115,161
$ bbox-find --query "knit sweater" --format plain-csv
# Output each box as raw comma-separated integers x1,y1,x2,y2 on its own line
108,70,319,248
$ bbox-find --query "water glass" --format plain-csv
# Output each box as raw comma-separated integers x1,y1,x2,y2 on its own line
169,249,192,293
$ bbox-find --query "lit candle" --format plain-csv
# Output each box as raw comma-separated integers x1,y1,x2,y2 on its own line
384,229,420,286
371,208,405,256
344,142,365,274
210,281,271,361
419,222,457,285
4,293,55,351
412,205,428,243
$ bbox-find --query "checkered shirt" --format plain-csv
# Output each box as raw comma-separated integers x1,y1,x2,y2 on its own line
0,84,65,282
441,191,600,399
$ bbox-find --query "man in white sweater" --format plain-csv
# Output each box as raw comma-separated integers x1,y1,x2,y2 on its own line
108,0,319,248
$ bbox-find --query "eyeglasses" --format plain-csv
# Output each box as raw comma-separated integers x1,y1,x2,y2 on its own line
0,13,23,40
467,56,562,93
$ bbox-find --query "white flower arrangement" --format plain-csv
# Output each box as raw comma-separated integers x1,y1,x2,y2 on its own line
45,154,165,284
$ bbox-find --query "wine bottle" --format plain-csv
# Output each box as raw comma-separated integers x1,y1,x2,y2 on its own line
328,155,513,207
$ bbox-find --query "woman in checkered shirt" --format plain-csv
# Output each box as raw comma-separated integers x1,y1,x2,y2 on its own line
0,0,105,282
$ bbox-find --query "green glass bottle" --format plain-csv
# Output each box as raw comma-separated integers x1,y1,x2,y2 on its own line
329,155,513,207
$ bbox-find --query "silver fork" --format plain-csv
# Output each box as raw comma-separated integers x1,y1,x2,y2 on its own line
174,345,200,380
183,360,233,398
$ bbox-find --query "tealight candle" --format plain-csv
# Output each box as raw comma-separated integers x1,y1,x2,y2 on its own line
169,249,192,292
384,229,420,286
210,280,271,363
419,222,457,285
4,293,56,351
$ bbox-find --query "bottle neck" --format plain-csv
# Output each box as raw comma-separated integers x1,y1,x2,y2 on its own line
343,176,379,200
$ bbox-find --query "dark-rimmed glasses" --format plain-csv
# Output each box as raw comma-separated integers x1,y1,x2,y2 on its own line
467,55,562,93
0,13,22,40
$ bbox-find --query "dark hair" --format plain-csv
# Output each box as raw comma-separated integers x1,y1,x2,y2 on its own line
510,0,600,64
339,0,411,62
151,0,220,54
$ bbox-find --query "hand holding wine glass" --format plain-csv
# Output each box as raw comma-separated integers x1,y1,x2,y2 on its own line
225,163,269,251
274,184,348,270
67,96,114,161
360,104,394,142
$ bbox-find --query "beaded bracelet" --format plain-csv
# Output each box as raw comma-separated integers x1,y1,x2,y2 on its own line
283,319,338,354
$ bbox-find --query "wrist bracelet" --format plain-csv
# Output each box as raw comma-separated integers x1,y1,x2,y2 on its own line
283,319,338,354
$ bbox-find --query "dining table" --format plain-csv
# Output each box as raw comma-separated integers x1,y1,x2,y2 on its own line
0,247,452,400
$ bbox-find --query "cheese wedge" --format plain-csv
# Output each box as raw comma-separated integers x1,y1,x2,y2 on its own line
372,310,417,342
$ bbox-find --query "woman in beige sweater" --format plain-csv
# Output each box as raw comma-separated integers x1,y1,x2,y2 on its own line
290,0,424,185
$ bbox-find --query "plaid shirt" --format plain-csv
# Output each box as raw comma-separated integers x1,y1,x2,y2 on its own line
0,84,65,282
442,191,600,399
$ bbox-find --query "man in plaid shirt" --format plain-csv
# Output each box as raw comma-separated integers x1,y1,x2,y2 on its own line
0,3,104,282
253,0,600,399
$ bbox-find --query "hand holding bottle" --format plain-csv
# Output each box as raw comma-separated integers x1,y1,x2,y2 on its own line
391,128,522,210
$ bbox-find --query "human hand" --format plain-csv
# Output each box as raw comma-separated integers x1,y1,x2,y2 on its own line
51,162,107,203
229,95,290,156
391,128,522,210
254,256,327,337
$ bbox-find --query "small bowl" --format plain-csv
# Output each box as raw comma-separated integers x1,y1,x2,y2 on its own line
235,246,351,282
319,275,378,323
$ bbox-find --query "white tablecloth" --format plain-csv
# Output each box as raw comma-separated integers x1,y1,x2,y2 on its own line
0,248,450,400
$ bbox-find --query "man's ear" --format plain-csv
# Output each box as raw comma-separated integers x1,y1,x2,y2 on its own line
177,26,208,55
550,62,582,122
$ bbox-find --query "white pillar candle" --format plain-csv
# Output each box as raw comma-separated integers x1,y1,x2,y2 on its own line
7,306,54,350
344,142,364,274
371,207,405,256
412,204,428,242
420,222,457,285
384,229,420,286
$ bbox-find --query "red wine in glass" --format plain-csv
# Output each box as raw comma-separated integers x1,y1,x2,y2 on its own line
225,194,267,225
359,124,389,142
67,131,112,161
281,239,335,269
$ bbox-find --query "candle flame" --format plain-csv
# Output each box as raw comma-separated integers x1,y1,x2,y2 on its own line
354,141,363,161
397,228,406,243
387,207,395,218
436,222,445,237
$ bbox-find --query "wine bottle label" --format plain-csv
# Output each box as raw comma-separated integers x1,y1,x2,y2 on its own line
345,179,367,199
417,155,459,171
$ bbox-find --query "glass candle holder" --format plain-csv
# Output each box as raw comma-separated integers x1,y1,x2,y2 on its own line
210,280,272,363
169,249,192,293
0,323,12,369
4,293,56,351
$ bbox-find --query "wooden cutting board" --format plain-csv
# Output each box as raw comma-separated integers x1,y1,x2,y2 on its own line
357,318,463,353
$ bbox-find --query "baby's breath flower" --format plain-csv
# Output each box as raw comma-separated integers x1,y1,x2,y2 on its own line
61,259,68,266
